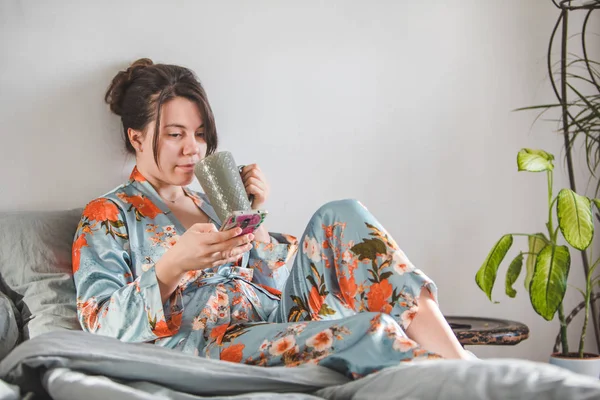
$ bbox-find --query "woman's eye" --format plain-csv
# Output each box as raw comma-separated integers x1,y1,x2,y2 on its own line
168,133,181,138
195,132,205,138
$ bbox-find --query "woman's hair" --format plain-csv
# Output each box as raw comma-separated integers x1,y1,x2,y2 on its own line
105,58,218,164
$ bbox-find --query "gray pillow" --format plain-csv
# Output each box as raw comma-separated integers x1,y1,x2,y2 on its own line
0,291,19,360
0,209,83,339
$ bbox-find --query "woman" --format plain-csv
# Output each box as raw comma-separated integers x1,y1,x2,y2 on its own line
73,58,469,379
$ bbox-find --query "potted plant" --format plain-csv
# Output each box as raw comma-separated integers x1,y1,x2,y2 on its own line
475,148,600,377
520,0,600,352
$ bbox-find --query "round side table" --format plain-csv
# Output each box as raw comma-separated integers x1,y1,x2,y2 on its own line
445,316,530,346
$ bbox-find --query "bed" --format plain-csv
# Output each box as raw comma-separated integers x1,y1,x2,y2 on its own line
1,209,599,399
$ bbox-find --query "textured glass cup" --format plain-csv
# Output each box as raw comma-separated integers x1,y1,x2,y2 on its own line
194,151,252,223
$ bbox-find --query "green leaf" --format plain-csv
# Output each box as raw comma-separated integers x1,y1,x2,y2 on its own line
557,189,594,251
306,275,319,291
530,245,570,321
287,306,304,322
290,295,307,311
505,253,524,298
310,263,321,285
475,235,513,301
110,220,125,228
525,233,548,292
593,199,600,211
318,303,337,316
350,238,387,261
517,148,555,172
379,271,394,281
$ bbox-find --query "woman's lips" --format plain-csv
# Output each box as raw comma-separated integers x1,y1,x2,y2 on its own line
177,164,195,172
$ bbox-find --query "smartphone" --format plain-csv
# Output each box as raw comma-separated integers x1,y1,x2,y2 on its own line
219,209,268,235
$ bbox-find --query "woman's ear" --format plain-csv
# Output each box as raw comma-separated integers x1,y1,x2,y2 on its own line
127,128,144,152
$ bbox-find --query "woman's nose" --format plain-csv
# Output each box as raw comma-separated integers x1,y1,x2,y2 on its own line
183,135,200,156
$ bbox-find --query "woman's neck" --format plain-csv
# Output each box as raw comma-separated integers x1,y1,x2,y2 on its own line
136,165,185,203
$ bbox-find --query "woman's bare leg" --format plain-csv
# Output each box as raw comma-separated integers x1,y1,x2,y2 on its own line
405,287,469,359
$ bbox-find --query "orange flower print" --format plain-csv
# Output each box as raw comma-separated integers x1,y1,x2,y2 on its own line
368,313,384,334
169,312,183,330
149,310,182,338
83,198,120,222
220,343,245,363
401,307,418,328
129,167,147,182
269,335,296,356
302,236,322,264
117,192,162,219
322,224,335,239
392,251,414,275
192,316,206,331
77,297,99,331
308,286,325,317
152,320,172,338
258,339,270,352
72,234,88,274
393,336,419,352
306,329,333,352
256,283,282,297
338,275,357,309
367,280,393,314
210,324,229,344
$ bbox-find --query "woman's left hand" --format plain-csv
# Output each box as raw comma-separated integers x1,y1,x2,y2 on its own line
240,164,270,210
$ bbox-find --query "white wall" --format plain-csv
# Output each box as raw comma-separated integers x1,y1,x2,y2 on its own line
1,0,597,362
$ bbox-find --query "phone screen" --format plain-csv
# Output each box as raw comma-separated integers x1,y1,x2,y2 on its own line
221,210,267,235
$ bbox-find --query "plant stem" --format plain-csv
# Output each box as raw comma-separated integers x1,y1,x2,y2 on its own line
547,170,556,243
578,256,600,357
557,4,600,354
580,266,592,357
558,303,569,355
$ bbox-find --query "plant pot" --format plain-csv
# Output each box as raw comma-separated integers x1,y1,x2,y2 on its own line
549,352,600,378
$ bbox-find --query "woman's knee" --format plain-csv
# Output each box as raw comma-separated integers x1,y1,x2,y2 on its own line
310,199,368,225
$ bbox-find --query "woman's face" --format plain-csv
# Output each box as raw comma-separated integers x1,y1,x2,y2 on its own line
135,96,207,187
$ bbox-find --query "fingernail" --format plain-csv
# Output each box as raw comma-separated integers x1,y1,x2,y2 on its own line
248,233,255,241
235,228,242,235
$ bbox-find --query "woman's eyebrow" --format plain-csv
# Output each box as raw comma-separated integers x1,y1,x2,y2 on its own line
163,123,204,129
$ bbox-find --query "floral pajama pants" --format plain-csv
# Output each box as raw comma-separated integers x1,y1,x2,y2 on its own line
214,200,441,379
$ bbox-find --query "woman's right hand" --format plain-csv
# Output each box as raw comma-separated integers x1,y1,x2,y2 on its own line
162,223,253,273
155,224,253,301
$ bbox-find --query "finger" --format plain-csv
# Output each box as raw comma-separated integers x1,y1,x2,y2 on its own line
211,242,253,263
212,253,244,268
212,233,254,254
243,168,265,184
244,177,265,190
241,164,259,181
199,227,242,247
245,183,264,198
221,226,243,239
192,223,218,233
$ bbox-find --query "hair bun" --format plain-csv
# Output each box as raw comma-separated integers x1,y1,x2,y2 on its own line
105,58,154,116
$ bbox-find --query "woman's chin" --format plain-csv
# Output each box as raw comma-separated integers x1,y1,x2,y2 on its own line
171,172,195,186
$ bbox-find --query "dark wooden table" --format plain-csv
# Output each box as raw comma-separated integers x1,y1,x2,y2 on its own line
445,316,530,346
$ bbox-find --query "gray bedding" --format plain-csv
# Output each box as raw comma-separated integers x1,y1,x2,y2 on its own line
1,331,600,399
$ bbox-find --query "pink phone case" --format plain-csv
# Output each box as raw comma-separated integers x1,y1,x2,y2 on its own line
220,210,268,235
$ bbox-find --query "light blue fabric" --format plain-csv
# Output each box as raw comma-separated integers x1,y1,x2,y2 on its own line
74,167,440,378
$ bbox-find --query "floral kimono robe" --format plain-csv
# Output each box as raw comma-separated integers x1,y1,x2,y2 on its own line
73,167,441,379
